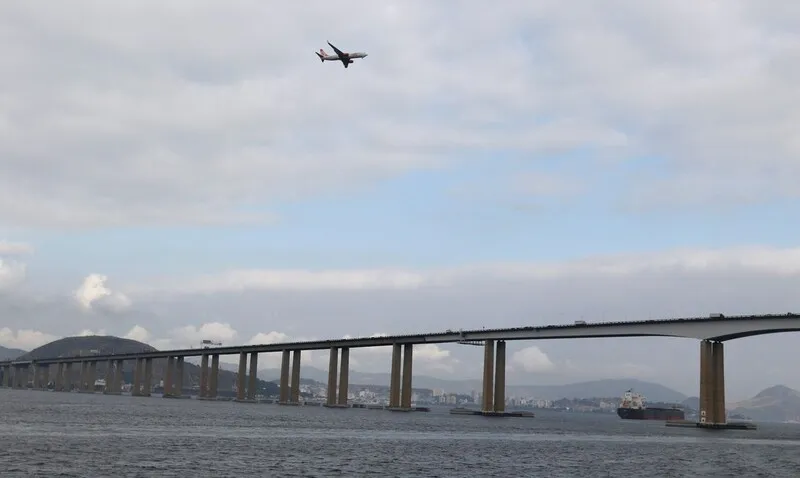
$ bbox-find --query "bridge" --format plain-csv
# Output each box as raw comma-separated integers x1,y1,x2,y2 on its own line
2,313,799,427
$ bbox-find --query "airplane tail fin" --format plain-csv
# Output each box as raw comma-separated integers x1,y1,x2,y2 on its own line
316,49,326,62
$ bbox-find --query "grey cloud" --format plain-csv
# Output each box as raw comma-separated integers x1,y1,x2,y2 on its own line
2,1,797,227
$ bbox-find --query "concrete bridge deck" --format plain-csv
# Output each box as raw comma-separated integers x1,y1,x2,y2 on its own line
2,312,798,366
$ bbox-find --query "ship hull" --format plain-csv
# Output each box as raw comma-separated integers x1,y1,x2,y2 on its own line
617,407,684,421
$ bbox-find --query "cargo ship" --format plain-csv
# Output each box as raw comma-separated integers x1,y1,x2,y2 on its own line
617,389,684,421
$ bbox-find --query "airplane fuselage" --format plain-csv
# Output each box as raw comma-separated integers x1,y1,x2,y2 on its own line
319,52,367,61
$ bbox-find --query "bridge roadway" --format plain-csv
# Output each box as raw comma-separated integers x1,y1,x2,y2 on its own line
1,312,798,428
2,312,799,366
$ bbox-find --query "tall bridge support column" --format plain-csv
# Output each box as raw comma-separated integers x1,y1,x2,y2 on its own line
174,357,184,397
89,361,97,392
326,347,339,406
324,347,350,408
290,350,302,404
132,358,143,396
493,341,507,413
699,340,727,425
279,350,290,404
482,340,495,413
64,363,73,391
247,352,259,401
164,357,175,397
79,361,88,392
388,344,402,408
113,360,123,393
388,343,414,410
142,358,153,396
338,347,350,406
400,344,414,409
481,340,508,415
199,354,209,398
103,360,114,394
236,352,247,401
209,354,219,399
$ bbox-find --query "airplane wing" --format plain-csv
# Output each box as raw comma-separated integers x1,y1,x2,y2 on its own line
326,41,351,68
327,41,346,57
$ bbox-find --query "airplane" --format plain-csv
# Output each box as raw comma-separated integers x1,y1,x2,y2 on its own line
315,41,368,68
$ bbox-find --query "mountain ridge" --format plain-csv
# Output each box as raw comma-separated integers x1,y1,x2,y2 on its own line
729,384,800,422
0,345,26,361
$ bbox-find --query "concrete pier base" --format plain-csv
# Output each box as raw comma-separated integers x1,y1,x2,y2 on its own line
666,420,756,430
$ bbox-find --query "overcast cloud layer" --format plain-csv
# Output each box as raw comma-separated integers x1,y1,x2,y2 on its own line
1,1,799,402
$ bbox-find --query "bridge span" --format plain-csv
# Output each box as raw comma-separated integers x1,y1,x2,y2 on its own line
1,313,798,427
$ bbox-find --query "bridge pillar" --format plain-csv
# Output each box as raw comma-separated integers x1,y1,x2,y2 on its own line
209,354,219,399
90,361,98,392
279,350,290,403
389,344,402,408
324,347,350,408
481,340,507,415
142,358,152,396
164,356,175,397
236,352,247,401
64,362,73,391
338,347,350,406
699,340,726,425
482,340,495,413
326,347,339,406
200,354,209,398
290,350,302,404
132,358,143,396
113,360,123,393
174,357,184,397
31,364,40,389
493,341,506,413
103,360,113,394
247,352,259,401
387,343,414,410
19,364,29,388
400,343,414,409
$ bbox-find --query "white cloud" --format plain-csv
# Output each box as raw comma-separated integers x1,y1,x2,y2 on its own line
0,2,797,227
74,274,132,312
77,328,107,336
170,322,239,348
124,325,151,343
0,259,26,289
511,346,556,373
0,327,58,351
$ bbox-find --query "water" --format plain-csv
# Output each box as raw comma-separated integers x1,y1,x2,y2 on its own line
1,389,799,477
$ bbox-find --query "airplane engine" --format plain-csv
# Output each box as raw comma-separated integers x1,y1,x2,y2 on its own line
348,59,354,64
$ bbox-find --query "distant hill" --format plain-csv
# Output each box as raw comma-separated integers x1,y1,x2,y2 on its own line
729,385,800,423
255,365,687,402
682,396,699,411
19,336,278,396
0,345,26,360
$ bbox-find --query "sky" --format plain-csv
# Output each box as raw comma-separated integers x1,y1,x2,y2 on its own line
0,0,799,402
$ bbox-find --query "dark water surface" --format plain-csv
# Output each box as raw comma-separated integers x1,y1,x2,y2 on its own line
1,389,799,477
